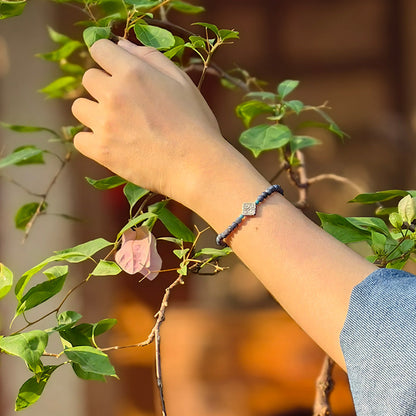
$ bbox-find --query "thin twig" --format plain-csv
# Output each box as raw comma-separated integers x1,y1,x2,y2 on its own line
0,175,44,197
308,173,365,195
100,272,185,416
23,151,72,242
313,355,335,416
268,162,289,184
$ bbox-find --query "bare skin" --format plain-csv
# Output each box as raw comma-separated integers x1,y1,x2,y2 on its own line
72,39,377,370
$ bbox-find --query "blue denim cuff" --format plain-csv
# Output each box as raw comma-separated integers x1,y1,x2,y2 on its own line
340,268,416,415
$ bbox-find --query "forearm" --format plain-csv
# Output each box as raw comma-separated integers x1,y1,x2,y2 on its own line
189,149,377,370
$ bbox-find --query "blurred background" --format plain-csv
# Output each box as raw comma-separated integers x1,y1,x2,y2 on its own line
1,0,416,415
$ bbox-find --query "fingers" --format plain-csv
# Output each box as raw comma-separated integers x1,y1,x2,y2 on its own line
72,131,95,158
82,68,111,101
117,38,189,85
71,97,99,129
89,39,139,75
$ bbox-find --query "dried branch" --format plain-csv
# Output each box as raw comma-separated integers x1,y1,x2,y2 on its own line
313,355,335,416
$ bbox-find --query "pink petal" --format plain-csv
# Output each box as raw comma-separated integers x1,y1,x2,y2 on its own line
143,234,162,280
121,228,137,244
115,240,147,274
115,226,162,279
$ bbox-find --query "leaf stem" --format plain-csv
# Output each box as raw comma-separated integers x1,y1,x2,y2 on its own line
22,151,72,242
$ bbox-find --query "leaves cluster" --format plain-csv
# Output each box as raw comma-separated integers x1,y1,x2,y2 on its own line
0,0,234,411
319,191,416,269
236,79,344,158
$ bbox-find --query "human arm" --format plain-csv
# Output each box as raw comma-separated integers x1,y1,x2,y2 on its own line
71,39,378,369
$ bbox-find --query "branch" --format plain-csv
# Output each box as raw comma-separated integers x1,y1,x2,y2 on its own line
285,151,365,209
308,173,365,195
313,355,335,416
22,151,72,242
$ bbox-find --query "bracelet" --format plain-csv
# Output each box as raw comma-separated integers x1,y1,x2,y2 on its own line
216,184,284,247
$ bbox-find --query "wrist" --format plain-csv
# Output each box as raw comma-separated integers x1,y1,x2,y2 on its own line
181,139,271,233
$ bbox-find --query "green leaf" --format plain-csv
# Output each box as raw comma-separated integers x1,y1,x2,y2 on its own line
193,22,219,37
304,105,345,138
158,236,184,246
173,248,189,259
47,26,72,44
164,39,186,59
345,216,391,236
350,190,411,204
15,238,112,300
0,122,58,136
71,362,106,381
62,124,84,140
277,79,299,99
15,202,47,230
178,262,187,276
235,100,274,128
91,260,122,276
15,272,67,317
188,35,206,49
53,238,113,262
39,76,80,99
149,202,195,242
0,146,44,168
116,212,157,240
92,318,117,337
239,124,291,157
0,330,48,374
123,183,150,214
60,62,85,75
386,239,415,263
170,1,204,14
317,213,371,244
37,40,83,61
194,247,232,259
85,175,127,190
245,91,277,102
83,26,111,48
64,346,117,377
285,99,304,114
0,262,13,300
398,195,416,224
14,145,45,165
52,311,83,332
60,325,92,348
371,231,387,254
43,265,68,280
60,318,116,349
218,28,239,41
0,0,26,19
389,212,403,229
15,365,58,411
376,206,397,216
290,135,321,153
124,0,159,9
134,24,175,50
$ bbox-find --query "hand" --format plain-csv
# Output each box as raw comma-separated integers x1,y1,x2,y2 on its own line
71,39,240,209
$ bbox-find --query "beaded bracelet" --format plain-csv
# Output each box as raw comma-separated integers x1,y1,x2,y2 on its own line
216,184,284,247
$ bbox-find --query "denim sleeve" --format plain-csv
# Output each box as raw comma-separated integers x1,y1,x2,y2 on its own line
340,268,416,415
